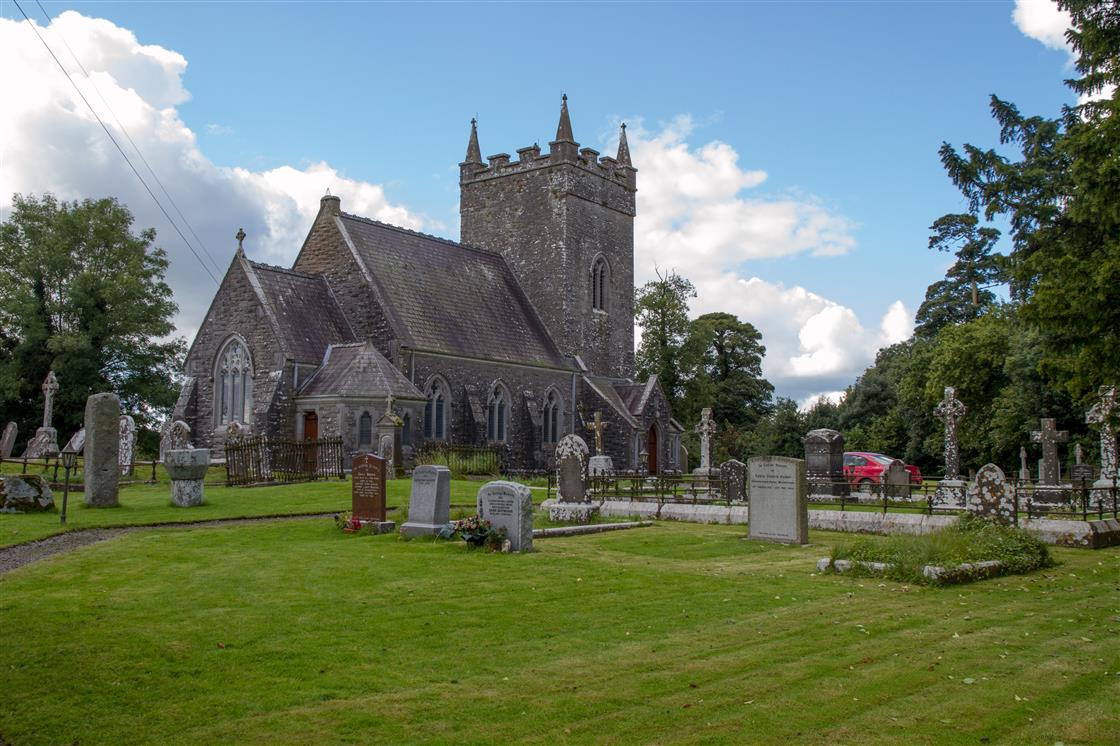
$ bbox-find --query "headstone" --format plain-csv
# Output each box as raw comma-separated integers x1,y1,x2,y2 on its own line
164,449,210,507
400,464,451,537
679,444,688,473
351,452,395,533
1018,446,1031,484
881,459,911,499
160,420,192,462
802,428,848,497
0,474,55,513
934,386,966,480
965,463,1016,525
585,411,609,456
378,434,396,480
1070,463,1096,487
747,456,808,544
719,459,747,502
1086,385,1119,491
556,434,589,502
63,428,86,454
24,371,61,459
118,415,136,476
588,454,614,476
693,408,718,477
0,422,16,459
1074,443,1084,465
83,393,120,507
1030,418,1069,486
477,480,533,552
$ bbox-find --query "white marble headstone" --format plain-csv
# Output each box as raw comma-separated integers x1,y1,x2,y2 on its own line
748,456,808,544
477,480,533,552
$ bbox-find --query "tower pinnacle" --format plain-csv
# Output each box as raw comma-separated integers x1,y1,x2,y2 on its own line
555,93,575,143
616,122,632,167
464,117,482,164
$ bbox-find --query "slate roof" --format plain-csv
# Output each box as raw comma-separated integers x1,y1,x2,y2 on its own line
297,341,425,400
246,260,356,363
336,214,571,369
584,376,640,429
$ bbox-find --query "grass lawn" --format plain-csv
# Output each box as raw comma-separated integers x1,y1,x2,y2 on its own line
0,478,532,549
0,519,1117,744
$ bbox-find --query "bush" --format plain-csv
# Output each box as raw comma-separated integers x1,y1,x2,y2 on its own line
830,514,1054,584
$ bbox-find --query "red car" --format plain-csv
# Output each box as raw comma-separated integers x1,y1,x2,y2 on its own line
843,452,923,491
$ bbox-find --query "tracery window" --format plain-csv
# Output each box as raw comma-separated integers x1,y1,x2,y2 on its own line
216,338,253,426
424,378,449,440
542,389,561,444
487,384,509,443
591,256,610,312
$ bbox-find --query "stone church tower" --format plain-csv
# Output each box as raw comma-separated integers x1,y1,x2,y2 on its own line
459,96,636,380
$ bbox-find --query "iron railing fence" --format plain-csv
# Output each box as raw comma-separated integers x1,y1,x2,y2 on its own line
225,436,345,486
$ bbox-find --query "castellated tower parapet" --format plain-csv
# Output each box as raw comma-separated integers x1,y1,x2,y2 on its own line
459,97,636,379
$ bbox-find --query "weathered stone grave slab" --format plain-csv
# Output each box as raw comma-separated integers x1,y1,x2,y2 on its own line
1,422,17,460
965,463,1016,526
747,456,808,544
352,452,395,533
63,428,86,454
401,464,451,537
0,474,55,513
720,459,747,502
83,393,120,508
477,480,533,552
165,449,209,507
118,415,136,476
882,459,911,499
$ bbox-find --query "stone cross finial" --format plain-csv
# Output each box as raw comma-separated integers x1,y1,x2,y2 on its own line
934,386,966,480
236,228,246,250
585,410,609,456
41,371,59,430
385,394,395,414
1031,417,1070,486
1087,385,1118,482
695,408,718,471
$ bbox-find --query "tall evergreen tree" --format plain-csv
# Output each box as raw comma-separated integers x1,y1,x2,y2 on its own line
633,269,695,406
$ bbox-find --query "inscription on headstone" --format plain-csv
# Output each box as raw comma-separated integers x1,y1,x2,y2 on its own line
352,453,387,523
401,465,451,537
747,456,808,544
477,480,533,552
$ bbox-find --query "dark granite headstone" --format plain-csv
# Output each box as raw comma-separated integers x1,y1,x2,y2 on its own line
720,459,747,502
882,459,911,499
803,428,847,496
352,452,387,523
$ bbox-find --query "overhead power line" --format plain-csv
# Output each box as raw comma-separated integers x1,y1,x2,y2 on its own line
12,0,220,286
34,0,225,278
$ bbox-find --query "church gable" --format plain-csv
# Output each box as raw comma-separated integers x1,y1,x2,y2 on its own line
248,262,356,364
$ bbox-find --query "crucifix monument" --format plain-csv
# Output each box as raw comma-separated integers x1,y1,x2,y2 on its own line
585,410,614,476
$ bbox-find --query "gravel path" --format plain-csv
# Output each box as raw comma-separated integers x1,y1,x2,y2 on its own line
0,513,337,576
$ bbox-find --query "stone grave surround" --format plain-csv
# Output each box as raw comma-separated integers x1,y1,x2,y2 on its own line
965,463,1016,526
83,393,121,508
747,456,809,545
401,464,451,537
477,480,533,552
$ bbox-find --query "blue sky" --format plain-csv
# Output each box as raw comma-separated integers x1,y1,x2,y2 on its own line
0,1,1080,402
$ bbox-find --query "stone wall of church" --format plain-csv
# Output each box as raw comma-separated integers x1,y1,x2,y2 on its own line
409,353,577,470
292,196,398,361
181,257,287,449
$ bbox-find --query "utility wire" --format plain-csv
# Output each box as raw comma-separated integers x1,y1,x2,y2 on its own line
34,0,225,278
12,0,220,286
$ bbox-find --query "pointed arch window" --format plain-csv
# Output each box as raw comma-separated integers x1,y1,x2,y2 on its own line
424,378,449,440
591,256,610,312
358,411,373,447
487,384,509,443
542,389,562,444
215,338,253,426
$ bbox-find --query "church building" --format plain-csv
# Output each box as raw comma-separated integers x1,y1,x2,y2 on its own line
173,97,684,472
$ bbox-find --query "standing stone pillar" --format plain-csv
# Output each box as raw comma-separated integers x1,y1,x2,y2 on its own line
84,393,121,507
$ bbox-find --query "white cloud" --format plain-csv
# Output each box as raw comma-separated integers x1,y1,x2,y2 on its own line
619,122,909,401
205,123,233,136
799,391,846,412
1013,0,1073,53
0,12,422,339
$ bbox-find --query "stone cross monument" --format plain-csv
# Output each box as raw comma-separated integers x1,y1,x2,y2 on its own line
1019,446,1031,484
1031,418,1069,486
24,371,61,458
585,410,609,456
1086,384,1118,489
693,407,718,477
934,386,966,481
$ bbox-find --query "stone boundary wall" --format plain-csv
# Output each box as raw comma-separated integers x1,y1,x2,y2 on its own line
589,500,1120,548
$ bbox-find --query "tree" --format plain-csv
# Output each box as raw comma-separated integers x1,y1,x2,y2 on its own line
937,0,1120,400
0,194,185,453
914,214,1004,339
634,269,695,405
680,312,773,428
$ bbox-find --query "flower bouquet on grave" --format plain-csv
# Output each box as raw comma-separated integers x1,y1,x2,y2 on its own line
445,515,507,550
334,511,366,534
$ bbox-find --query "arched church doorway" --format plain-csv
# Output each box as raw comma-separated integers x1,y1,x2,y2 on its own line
303,411,319,440
646,425,658,474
